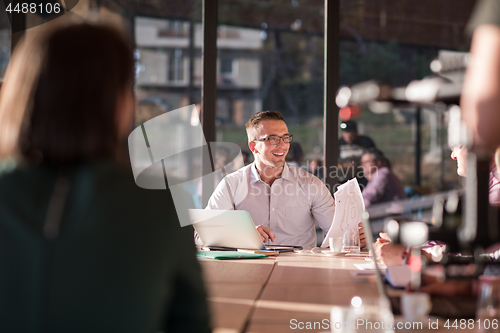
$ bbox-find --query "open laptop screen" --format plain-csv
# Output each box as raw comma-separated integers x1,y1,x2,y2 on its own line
189,209,265,250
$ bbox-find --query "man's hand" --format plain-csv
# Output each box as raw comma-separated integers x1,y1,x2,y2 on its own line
256,225,275,242
358,222,367,248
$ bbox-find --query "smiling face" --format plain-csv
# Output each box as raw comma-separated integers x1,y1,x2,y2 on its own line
248,120,290,170
451,146,468,177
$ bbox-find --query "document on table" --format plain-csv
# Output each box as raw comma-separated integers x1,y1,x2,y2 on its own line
353,263,387,270
321,178,365,247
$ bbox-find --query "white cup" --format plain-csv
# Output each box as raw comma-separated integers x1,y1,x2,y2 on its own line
329,237,343,252
400,292,431,323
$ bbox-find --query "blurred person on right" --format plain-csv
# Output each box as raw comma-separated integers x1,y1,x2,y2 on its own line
361,148,406,207
451,145,500,206
369,0,500,299
372,146,500,297
373,145,500,268
461,0,500,151
0,22,210,332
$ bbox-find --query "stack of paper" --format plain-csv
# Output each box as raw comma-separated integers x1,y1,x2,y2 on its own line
321,178,365,247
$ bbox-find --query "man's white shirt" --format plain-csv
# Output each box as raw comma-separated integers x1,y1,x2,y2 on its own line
206,162,335,248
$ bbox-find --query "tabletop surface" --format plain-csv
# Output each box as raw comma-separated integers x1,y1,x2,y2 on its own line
199,250,475,333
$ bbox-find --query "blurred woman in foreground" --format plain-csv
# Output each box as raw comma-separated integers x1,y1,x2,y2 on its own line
0,22,210,332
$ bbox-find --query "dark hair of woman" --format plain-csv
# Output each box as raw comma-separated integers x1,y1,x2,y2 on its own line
0,22,135,165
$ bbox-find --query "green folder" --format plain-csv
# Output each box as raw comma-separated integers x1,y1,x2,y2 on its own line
196,251,268,260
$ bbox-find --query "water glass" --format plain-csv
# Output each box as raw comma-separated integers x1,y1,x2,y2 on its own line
337,296,394,333
343,227,360,253
477,276,500,333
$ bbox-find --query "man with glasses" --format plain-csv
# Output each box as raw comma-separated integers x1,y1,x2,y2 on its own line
206,111,365,248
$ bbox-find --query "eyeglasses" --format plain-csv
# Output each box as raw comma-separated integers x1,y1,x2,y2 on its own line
254,134,293,145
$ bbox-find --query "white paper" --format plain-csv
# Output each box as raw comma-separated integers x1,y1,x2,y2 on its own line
353,263,387,270
321,178,365,247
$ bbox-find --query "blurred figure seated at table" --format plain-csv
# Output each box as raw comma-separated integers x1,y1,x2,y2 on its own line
361,148,407,207
0,22,210,333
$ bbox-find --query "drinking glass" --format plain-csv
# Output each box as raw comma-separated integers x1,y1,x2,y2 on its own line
340,296,394,333
477,276,500,333
343,227,360,253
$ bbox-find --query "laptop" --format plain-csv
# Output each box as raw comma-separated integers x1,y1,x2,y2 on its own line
190,209,265,250
189,209,302,251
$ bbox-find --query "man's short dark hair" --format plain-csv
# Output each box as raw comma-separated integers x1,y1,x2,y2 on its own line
245,111,285,141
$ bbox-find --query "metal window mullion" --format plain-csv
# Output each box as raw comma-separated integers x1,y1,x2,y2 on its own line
323,0,339,194
201,0,218,207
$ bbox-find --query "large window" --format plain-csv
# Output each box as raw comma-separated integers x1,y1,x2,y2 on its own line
338,0,476,195
18,0,475,211
215,0,326,179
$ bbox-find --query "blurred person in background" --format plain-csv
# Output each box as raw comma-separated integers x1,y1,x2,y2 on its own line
370,0,500,298
308,158,324,180
0,22,210,332
241,150,251,166
285,142,303,168
373,145,500,267
461,0,500,151
361,148,406,207
339,120,376,187
450,145,500,206
339,120,376,161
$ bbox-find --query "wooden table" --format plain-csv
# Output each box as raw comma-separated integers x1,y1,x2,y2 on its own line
200,251,380,333
200,250,477,333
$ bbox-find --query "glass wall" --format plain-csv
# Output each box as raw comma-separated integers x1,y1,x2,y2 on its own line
19,0,477,210
338,0,476,195
215,0,326,176
132,5,203,207
134,16,201,124
22,0,205,208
